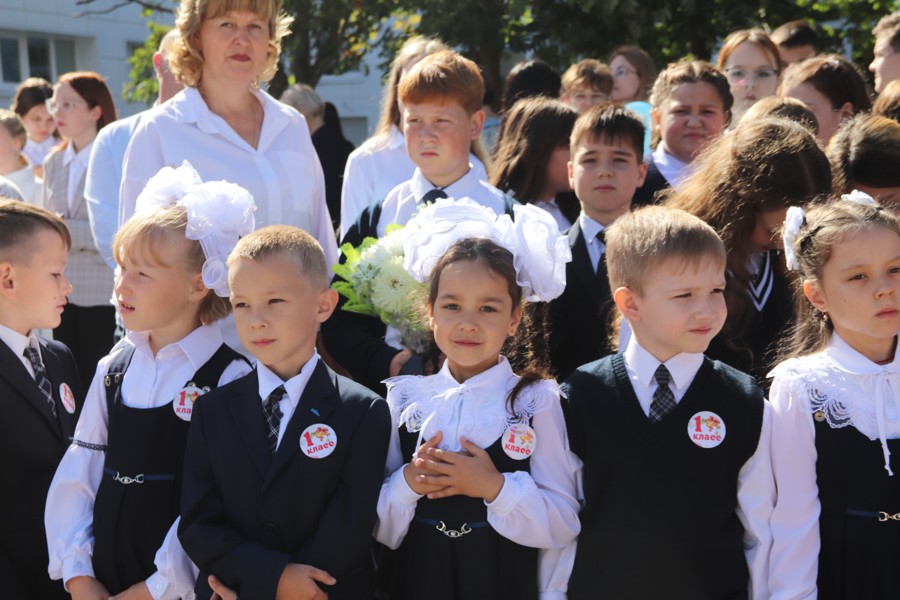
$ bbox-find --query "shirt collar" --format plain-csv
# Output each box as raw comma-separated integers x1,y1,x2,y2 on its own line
124,323,225,370
652,144,691,189
410,165,480,202
434,354,516,393
62,141,93,168
826,332,900,375
177,87,288,151
624,336,704,391
578,213,607,244
0,322,33,359
256,352,320,409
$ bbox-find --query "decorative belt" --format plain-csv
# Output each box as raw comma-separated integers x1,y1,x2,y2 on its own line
103,467,176,485
413,516,490,538
846,508,900,522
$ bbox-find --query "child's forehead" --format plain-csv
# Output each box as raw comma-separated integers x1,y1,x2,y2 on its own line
642,254,726,285
403,97,469,115
574,134,639,157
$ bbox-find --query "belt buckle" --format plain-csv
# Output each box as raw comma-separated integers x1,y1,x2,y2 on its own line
113,471,144,485
435,521,472,538
879,511,900,522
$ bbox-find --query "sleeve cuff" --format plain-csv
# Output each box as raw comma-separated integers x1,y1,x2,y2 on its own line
485,472,522,515
146,571,168,600
61,554,95,591
388,464,424,505
540,593,568,600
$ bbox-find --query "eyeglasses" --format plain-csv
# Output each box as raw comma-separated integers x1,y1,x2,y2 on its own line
723,67,779,84
613,67,638,78
45,98,87,115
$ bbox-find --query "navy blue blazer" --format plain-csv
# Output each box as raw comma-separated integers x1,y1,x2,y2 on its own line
179,360,391,600
0,337,83,600
630,155,670,208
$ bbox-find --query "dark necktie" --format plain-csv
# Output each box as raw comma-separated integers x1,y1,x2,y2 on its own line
421,188,448,203
263,386,285,454
23,344,57,418
649,364,676,423
595,230,608,286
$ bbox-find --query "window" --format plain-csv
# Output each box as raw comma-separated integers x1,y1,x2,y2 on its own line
0,34,78,84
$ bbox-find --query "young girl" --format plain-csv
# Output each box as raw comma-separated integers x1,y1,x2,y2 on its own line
375,199,580,599
716,29,783,122
0,109,42,204
769,193,900,598
608,45,656,157
45,166,255,600
11,77,57,177
665,117,832,381
633,59,732,207
490,97,580,231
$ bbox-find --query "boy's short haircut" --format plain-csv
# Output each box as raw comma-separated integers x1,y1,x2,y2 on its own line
605,205,725,296
562,59,614,96
398,49,484,115
874,12,900,52
771,20,820,51
228,225,329,290
570,102,645,160
0,199,71,264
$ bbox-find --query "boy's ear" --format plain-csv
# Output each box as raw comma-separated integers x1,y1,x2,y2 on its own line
0,262,15,298
469,109,485,140
635,161,648,188
315,287,339,323
567,159,575,189
613,286,640,321
802,279,828,314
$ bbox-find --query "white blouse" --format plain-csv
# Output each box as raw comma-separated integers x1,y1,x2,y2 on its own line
768,333,900,600
120,87,338,269
374,357,581,595
24,136,58,168
45,324,252,600
4,163,42,205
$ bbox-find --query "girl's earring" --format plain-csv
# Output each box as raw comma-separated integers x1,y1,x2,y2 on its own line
821,311,830,323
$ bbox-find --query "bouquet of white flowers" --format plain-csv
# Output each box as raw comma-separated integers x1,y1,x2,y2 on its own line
331,224,430,353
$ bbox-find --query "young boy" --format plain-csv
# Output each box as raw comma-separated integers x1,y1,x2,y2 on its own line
322,49,515,394
560,206,773,599
179,226,391,600
0,200,84,600
561,59,614,113
548,103,646,380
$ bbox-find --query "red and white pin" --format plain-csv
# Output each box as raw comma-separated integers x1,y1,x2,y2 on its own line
172,384,204,422
59,383,77,415
502,425,537,460
688,411,726,448
301,423,337,459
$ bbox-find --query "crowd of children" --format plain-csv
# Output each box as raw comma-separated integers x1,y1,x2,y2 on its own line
5,0,900,598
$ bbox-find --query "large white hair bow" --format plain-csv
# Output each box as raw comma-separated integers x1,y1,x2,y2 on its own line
402,198,571,302
782,206,806,271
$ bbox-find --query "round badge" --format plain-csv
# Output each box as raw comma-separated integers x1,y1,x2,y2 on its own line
687,411,726,449
59,383,77,415
172,384,204,422
300,423,337,459
502,425,537,460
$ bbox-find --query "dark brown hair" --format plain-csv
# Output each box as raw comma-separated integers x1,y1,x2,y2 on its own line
608,46,657,102
570,101,646,160
771,20,820,51
828,113,900,194
779,54,872,113
649,59,733,146
426,237,550,414
740,95,819,135
873,79,900,122
57,71,118,134
12,77,53,119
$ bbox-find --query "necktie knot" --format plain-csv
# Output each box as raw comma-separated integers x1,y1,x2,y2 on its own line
653,364,671,387
422,188,448,203
596,230,606,246
650,364,675,424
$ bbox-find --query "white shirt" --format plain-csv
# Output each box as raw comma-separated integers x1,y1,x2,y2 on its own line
339,125,488,238
577,213,609,274
652,143,692,191
45,324,252,600
546,337,775,600
0,322,39,377
533,198,572,232
62,141,93,213
255,354,319,450
120,87,338,269
375,357,581,596
24,136,58,168
4,163,42,205
768,333,900,600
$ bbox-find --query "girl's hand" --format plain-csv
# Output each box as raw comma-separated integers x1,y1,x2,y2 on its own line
403,431,451,496
418,437,505,502
68,576,110,600
109,581,152,600
208,574,238,600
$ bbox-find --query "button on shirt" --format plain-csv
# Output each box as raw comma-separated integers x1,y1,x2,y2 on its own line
120,87,338,268
255,353,320,451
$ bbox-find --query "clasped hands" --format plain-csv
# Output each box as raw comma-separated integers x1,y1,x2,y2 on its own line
402,431,505,503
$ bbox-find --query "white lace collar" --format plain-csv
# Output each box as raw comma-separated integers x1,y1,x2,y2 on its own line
770,333,900,475
384,356,558,452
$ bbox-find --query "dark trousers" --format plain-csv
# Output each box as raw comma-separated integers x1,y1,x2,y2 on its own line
54,304,117,390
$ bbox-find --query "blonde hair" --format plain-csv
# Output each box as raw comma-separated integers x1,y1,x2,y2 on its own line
0,109,28,168
606,205,726,297
561,59,613,96
114,206,231,324
228,225,329,290
170,0,293,87
780,199,900,360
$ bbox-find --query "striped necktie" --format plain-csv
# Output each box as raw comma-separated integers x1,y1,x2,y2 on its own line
263,386,285,454
649,364,676,423
23,344,57,418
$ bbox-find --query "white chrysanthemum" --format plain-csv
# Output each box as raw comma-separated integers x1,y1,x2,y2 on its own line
371,256,422,316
